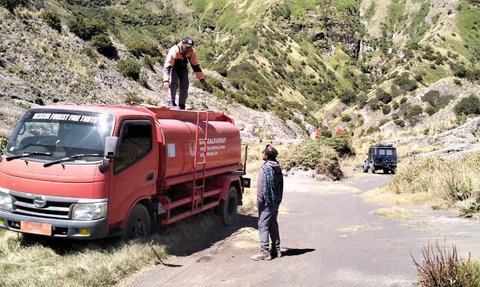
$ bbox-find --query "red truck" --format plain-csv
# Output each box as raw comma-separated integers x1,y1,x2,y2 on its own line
0,105,249,240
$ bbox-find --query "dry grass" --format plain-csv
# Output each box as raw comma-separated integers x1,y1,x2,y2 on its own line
0,210,229,287
389,152,480,216
231,227,258,250
362,187,444,207
412,240,480,287
338,225,382,234
370,207,415,220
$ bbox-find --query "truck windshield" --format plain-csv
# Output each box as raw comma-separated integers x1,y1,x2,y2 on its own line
6,109,114,162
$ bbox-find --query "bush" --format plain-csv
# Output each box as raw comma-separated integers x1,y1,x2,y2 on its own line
0,0,28,12
40,11,61,32
91,33,117,59
69,17,107,41
117,59,141,81
283,139,343,180
394,72,418,92
413,241,480,287
382,104,391,115
339,89,356,105
376,88,392,104
454,95,480,117
405,104,423,123
124,92,142,105
322,137,355,157
341,114,351,122
125,38,161,58
394,119,405,127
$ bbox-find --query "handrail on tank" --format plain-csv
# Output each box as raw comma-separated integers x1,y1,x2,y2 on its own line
144,106,235,124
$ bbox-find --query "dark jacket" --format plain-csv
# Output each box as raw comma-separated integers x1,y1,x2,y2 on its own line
257,160,283,208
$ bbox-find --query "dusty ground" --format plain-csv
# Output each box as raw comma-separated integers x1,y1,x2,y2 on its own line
120,172,480,287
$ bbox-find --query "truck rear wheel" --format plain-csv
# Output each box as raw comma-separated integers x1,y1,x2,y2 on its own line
219,186,238,226
123,204,151,241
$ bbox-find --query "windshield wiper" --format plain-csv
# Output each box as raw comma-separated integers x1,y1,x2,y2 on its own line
43,153,103,167
6,152,52,161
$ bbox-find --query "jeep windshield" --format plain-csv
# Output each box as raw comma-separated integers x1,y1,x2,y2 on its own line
6,109,114,162
376,148,396,156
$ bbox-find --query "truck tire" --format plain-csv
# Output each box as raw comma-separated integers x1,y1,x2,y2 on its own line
363,162,368,173
122,204,151,241
218,186,238,226
371,164,376,174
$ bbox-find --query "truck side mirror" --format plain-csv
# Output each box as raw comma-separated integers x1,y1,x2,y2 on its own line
104,136,118,158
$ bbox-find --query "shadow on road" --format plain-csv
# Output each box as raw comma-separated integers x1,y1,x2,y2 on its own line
282,247,315,257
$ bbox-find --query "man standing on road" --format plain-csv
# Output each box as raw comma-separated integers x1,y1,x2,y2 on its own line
251,145,284,261
163,37,207,110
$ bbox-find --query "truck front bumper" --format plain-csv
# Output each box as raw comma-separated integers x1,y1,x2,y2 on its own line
0,211,109,239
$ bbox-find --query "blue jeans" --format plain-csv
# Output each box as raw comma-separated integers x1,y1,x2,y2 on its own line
258,205,280,251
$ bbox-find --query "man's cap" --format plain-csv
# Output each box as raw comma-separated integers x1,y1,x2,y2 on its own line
263,145,278,159
182,37,194,48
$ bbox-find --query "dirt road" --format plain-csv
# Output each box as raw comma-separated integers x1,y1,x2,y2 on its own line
123,172,480,287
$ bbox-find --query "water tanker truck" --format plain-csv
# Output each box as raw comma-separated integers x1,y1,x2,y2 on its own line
0,105,249,240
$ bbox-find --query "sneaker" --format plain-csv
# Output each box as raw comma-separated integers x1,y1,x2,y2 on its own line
250,250,271,261
276,247,282,258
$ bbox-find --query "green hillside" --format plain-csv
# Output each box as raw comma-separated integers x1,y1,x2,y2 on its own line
0,0,479,139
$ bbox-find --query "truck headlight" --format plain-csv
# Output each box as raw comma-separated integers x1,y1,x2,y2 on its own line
72,202,107,221
0,192,13,211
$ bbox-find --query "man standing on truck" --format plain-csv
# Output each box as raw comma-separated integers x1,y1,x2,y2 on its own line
251,145,284,261
163,37,207,110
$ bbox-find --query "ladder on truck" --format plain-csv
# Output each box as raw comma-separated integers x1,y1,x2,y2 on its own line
191,111,209,211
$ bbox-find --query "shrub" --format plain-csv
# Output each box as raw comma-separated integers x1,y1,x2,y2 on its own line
117,59,141,81
124,92,142,105
405,104,423,123
394,72,418,92
283,139,343,180
125,38,161,58
69,17,107,41
341,114,351,122
40,11,61,32
412,241,480,287
91,33,117,59
0,0,28,12
376,88,392,104
454,95,480,117
339,89,356,105
382,104,391,115
394,119,405,127
322,137,355,157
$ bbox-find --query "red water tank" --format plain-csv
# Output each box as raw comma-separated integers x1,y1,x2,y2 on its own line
148,108,242,185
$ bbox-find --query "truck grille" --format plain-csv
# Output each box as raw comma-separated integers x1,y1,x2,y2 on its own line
10,191,76,219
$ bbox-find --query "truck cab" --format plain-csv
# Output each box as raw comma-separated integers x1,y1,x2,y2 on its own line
363,144,397,174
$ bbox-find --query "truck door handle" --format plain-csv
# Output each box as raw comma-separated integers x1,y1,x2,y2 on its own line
146,173,154,181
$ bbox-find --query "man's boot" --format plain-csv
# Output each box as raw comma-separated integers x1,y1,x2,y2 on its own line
250,249,271,261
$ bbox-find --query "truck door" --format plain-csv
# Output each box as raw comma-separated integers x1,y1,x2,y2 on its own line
109,120,157,227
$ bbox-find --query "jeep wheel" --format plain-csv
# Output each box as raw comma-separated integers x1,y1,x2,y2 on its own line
363,162,368,173
371,165,376,174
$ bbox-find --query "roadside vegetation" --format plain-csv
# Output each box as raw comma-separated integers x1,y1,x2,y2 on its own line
412,241,480,287
0,211,229,287
389,152,480,218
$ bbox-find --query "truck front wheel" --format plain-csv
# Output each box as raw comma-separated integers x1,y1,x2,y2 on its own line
123,204,151,241
218,186,239,226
